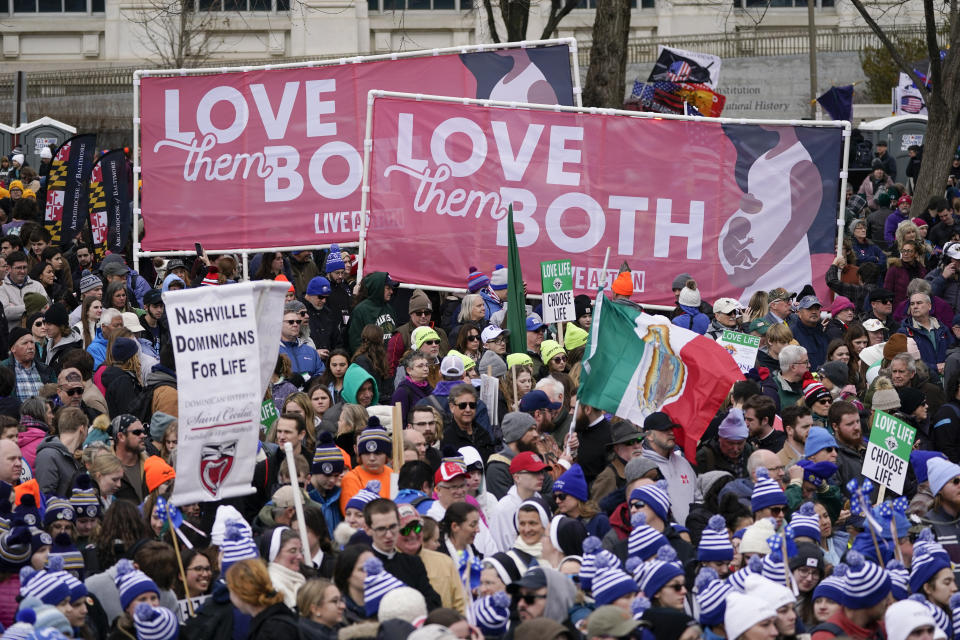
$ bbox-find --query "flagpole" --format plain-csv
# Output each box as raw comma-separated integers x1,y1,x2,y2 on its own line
283,442,312,570
167,507,194,617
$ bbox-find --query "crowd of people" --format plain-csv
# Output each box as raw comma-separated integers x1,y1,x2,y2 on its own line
0,143,957,640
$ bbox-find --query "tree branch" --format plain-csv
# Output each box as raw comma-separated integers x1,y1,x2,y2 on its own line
847,0,931,97
923,0,943,92
482,0,501,42
540,0,579,39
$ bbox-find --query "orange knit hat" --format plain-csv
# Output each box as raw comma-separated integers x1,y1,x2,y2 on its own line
611,271,633,296
144,455,176,493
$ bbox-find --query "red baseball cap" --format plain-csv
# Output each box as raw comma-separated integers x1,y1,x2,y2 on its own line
435,462,468,485
509,451,548,474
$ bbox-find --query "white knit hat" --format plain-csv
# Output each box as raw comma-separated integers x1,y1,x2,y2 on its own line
677,282,701,307
739,518,775,556
885,599,946,640
724,591,778,640
378,586,427,625
744,573,795,610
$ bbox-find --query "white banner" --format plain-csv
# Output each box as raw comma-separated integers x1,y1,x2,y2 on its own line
894,72,927,116
652,45,723,90
166,281,289,505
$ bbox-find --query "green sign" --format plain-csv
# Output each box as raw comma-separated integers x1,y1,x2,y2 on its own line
540,260,574,324
717,330,761,374
260,399,278,435
862,410,916,494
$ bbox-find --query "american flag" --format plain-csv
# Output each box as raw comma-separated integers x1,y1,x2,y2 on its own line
901,95,924,114
666,60,691,82
653,81,683,112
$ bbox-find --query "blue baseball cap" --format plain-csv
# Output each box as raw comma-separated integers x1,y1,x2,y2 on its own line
525,315,546,332
519,390,561,412
306,277,332,296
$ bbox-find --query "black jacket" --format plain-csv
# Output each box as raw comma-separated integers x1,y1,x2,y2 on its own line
102,366,142,418
306,302,342,352
441,421,495,463
576,418,611,485
932,401,960,463
182,580,240,640
247,603,299,640
372,547,443,611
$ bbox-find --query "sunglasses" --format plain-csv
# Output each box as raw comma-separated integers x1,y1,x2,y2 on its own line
423,340,440,346
768,506,785,516
555,493,569,502
126,429,145,436
516,594,548,605
552,356,567,364
63,387,83,397
665,582,686,592
455,401,477,410
467,335,480,341
630,500,646,510
821,446,836,454
411,310,430,317
284,319,302,325
952,477,960,486
33,321,43,327
400,523,423,536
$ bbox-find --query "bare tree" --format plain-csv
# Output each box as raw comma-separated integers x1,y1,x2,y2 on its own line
481,0,580,42
581,0,630,107
848,0,958,216
129,0,225,68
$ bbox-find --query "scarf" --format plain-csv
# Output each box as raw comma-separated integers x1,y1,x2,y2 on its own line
512,537,544,564
268,561,306,608
405,375,430,389
446,538,481,594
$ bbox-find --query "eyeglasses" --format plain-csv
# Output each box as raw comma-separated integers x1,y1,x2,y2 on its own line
455,401,477,410
516,594,548,605
795,361,810,367
411,310,430,317
821,446,836,453
467,335,480,342
188,565,212,574
284,319,302,325
400,523,423,536
423,340,440,346
817,398,833,405
371,523,398,535
62,387,83,397
795,567,819,578
488,336,506,344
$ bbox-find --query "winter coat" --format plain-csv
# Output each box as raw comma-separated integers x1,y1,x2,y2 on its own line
893,294,956,328
641,445,700,525
921,506,960,568
182,580,242,640
898,315,952,383
885,257,927,306
279,338,325,378
931,400,960,463
485,446,518,501
247,603,300,640
346,272,397,353
102,366,142,418
866,207,894,249
788,317,829,370
144,365,178,418
391,377,433,423
299,618,340,640
419,547,468,615
852,238,886,267
17,418,49,468
34,435,84,497
884,209,910,246
927,266,960,315
341,362,379,405
859,173,894,211
0,274,47,331
672,304,709,335
0,574,19,628
836,442,866,491
43,331,82,371
386,321,450,376
441,420,495,464
695,439,752,479
306,301,343,353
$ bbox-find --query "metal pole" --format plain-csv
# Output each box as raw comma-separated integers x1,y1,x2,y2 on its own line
807,0,818,120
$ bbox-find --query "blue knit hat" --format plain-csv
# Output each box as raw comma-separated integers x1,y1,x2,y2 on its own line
220,520,259,572
887,559,909,600
134,602,179,640
553,464,588,503
803,426,838,458
697,514,733,562
13,495,40,529
927,457,960,496
910,529,952,594
490,264,508,291
325,245,346,273
630,480,671,523
467,267,490,293
874,499,911,541
63,573,86,603
305,277,332,297
312,432,345,476
580,537,619,593
812,564,847,603
346,480,382,513
363,556,407,617
627,512,668,561
591,554,639,605
0,526,32,573
19,557,70,606
472,592,510,636
115,559,160,612
788,502,821,543
636,546,684,600
357,419,392,458
69,474,101,520
695,568,731,627
42,498,74,530
911,451,946,484
728,554,763,593
840,551,891,609
750,467,786,512
3,607,37,640
760,536,794,587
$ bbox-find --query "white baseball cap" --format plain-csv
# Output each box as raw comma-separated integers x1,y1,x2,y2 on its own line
440,354,465,378
481,325,508,343
945,242,960,260
862,318,885,332
713,298,742,315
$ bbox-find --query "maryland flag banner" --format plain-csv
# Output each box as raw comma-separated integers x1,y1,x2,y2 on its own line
44,134,97,245
578,292,743,462
88,150,131,257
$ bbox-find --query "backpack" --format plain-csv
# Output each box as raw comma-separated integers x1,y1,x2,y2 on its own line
130,380,176,423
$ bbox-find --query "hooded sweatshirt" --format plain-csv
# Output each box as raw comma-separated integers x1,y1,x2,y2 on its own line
346,272,397,353
641,444,701,525
161,273,185,293
341,363,378,405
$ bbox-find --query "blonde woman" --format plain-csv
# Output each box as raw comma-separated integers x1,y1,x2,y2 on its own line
335,404,369,468
88,450,124,510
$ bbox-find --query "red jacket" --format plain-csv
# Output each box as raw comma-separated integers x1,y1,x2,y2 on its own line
811,609,886,640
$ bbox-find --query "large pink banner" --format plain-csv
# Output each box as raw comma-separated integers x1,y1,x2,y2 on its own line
139,45,575,251
364,96,844,306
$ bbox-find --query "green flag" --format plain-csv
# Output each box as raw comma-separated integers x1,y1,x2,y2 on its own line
506,205,526,354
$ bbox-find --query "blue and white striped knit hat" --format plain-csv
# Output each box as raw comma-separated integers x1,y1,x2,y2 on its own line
591,554,638,606
630,480,671,523
840,550,891,609
636,546,684,599
580,536,620,593
356,419,391,458
221,520,259,572
115,559,160,612
312,432,345,476
471,591,510,636
788,502,821,543
750,467,786,512
325,245,346,273
627,512,669,561
760,537,791,588
951,593,960,639
910,534,952,594
42,498,74,530
909,594,951,638
695,568,731,627
1,606,36,640
887,560,909,600
49,533,83,574
62,573,86,603
728,554,763,593
363,557,407,617
133,602,179,640
19,557,70,606
812,564,847,603
697,515,733,562
346,480,382,513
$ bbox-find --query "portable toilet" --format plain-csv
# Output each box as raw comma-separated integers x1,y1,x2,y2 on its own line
857,115,928,182
0,124,13,161
15,117,77,169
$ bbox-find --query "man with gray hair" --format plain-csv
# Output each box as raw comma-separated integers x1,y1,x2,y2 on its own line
898,291,951,384
87,308,124,369
279,302,325,378
773,345,809,409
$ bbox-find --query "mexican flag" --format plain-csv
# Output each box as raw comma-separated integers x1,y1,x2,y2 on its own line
579,293,743,462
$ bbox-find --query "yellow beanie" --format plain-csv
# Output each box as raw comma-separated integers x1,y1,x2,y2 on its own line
564,324,588,351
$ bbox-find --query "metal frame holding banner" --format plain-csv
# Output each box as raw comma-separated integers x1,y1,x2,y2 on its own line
131,39,584,277
356,90,852,307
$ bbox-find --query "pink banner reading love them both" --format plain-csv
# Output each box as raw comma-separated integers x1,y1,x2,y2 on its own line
138,45,576,251
364,96,844,306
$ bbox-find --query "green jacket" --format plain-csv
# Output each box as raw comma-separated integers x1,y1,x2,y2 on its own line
346,272,397,353
342,363,379,405
785,480,843,523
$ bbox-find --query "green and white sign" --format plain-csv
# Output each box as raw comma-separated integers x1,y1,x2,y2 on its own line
862,410,916,494
540,259,574,324
717,330,761,374
260,399,279,435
